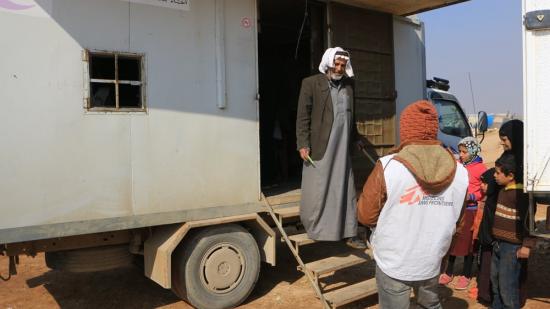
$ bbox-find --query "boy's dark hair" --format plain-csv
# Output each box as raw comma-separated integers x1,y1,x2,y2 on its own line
495,153,522,182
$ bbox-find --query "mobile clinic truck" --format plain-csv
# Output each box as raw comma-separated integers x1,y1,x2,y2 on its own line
0,1,470,308
523,0,550,238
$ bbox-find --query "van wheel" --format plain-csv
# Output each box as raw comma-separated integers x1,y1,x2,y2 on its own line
171,224,260,309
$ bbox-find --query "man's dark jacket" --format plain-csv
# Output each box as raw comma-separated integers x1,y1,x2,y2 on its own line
296,73,355,160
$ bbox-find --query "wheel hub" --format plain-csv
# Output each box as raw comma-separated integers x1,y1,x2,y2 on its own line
201,243,245,294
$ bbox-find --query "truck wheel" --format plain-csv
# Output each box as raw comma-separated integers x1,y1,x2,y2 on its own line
171,224,260,309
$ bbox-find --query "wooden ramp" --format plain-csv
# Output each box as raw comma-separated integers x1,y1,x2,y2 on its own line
268,202,378,308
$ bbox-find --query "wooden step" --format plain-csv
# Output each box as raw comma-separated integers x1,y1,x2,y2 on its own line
288,233,315,247
286,233,315,254
266,190,301,205
273,205,300,219
323,278,378,308
304,253,371,278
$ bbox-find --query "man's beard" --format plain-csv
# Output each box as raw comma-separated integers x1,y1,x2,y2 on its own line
330,72,344,80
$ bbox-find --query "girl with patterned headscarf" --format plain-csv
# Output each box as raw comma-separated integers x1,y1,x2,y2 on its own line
439,136,487,290
458,136,482,164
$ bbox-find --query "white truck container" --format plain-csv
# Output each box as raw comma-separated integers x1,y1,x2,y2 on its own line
523,0,550,238
0,0,466,307
523,0,550,192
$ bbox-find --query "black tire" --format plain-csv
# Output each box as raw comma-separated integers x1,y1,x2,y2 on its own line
45,244,133,273
171,224,260,309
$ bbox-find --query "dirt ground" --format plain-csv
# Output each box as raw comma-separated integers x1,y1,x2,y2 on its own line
1,131,550,309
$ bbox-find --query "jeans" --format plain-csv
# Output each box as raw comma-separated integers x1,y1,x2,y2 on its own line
491,240,522,309
376,266,442,309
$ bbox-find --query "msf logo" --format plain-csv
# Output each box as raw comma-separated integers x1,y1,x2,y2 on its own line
399,185,426,205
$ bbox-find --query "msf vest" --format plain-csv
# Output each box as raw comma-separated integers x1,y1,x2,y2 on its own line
372,154,468,281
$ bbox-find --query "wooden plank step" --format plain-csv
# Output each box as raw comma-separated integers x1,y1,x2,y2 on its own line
288,233,315,247
305,253,370,277
266,192,301,206
324,278,377,308
272,205,300,219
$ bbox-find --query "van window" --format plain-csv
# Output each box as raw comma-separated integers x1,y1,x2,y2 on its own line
433,99,471,138
85,50,145,112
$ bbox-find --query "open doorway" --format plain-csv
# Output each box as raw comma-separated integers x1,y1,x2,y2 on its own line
258,0,326,196
258,2,396,200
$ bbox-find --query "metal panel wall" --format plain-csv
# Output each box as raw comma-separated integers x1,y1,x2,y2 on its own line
393,15,426,145
523,0,550,192
0,0,259,238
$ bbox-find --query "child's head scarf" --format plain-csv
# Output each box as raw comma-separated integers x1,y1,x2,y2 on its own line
458,136,481,164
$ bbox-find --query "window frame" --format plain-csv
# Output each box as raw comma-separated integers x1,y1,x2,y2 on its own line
83,49,147,113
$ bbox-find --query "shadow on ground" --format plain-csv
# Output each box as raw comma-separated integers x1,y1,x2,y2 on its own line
26,265,181,309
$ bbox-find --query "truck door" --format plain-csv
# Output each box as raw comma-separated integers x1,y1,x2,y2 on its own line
392,16,427,142
330,3,396,186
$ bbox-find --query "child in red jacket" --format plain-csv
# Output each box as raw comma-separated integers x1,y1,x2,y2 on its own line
439,137,487,290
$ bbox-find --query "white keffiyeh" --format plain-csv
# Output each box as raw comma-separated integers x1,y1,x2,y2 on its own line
318,47,354,77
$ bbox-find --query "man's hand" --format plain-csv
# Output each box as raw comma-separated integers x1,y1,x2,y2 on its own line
299,148,310,161
517,246,530,259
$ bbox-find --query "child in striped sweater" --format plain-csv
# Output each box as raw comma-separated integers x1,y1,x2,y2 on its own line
491,153,535,309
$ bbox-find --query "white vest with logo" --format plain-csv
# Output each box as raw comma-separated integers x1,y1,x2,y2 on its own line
372,154,468,281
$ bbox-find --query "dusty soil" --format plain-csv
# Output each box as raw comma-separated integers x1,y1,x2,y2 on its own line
479,128,502,168
1,131,549,309
1,234,549,309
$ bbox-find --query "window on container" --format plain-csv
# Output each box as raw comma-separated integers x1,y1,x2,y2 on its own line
87,51,145,111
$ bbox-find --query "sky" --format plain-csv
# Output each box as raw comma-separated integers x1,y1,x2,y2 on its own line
420,0,523,116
